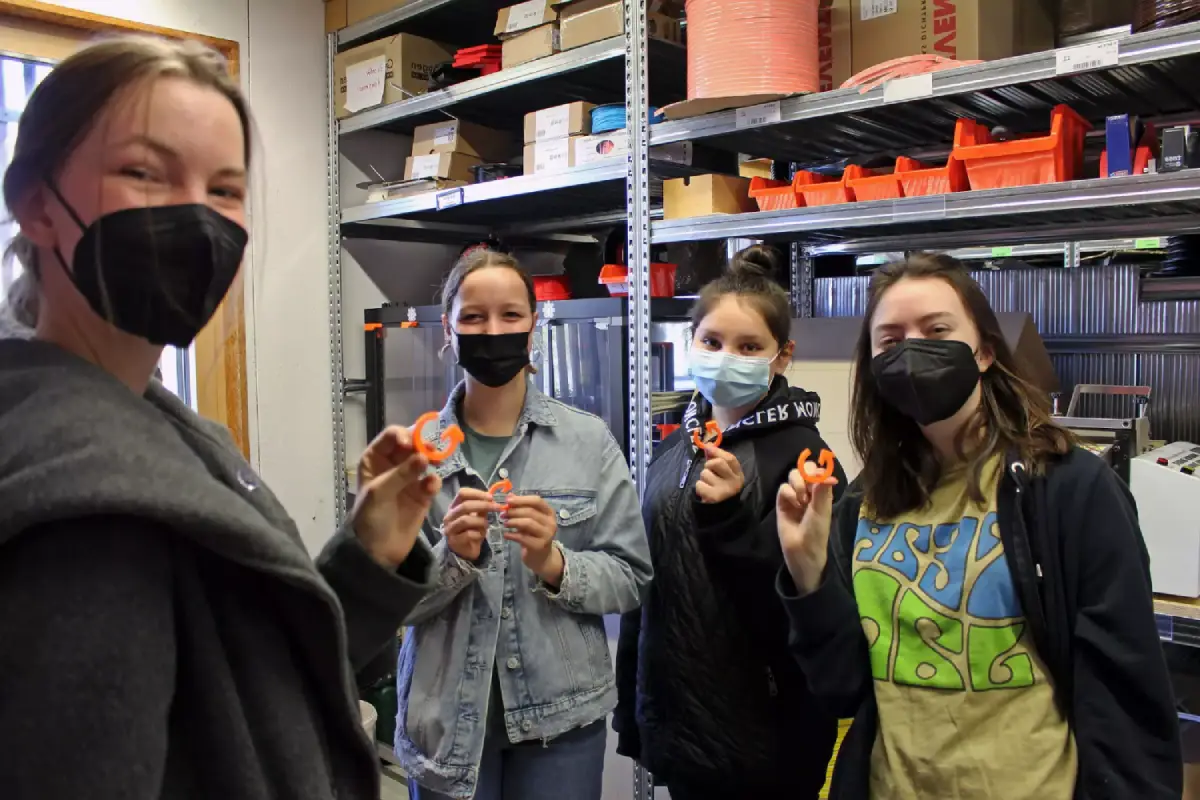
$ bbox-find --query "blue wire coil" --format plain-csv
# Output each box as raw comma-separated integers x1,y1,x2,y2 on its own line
590,104,663,134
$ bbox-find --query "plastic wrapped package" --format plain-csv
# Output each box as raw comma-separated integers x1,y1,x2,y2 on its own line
1135,0,1200,29
1057,0,1137,38
684,0,819,99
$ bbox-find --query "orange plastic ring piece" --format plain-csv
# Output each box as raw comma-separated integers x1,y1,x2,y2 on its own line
412,411,464,464
797,448,837,484
691,420,723,449
489,479,512,496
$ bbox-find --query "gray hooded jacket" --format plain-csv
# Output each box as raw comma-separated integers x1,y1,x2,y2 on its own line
0,338,435,799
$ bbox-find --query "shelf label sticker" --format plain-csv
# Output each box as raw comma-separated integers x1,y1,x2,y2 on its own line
343,55,386,114
991,246,1014,257
1135,237,1163,249
533,138,571,174
735,101,782,129
1055,39,1119,75
505,0,549,33
534,105,571,141
883,72,934,104
435,188,464,211
409,154,442,180
860,0,897,20
432,123,458,147
1157,614,1174,643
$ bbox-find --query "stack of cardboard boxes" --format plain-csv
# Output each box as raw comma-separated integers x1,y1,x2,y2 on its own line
819,0,1054,90
495,0,561,69
405,119,515,183
324,0,413,33
521,102,595,175
332,32,452,119
551,0,682,53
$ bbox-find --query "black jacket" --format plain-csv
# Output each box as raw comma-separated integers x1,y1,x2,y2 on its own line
779,447,1182,799
614,377,847,794
0,339,435,799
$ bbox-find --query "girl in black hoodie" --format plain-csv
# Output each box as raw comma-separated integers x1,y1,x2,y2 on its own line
613,246,845,799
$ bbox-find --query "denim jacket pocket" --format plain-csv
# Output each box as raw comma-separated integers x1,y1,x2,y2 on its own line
537,490,598,547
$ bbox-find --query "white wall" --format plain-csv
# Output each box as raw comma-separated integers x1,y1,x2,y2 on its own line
45,0,336,550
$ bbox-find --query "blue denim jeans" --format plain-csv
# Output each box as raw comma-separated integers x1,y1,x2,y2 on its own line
409,677,606,800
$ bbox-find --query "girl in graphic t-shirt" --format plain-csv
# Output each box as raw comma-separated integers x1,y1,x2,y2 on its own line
774,254,1181,799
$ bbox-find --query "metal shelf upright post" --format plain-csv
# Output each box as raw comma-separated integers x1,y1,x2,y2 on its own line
327,30,348,523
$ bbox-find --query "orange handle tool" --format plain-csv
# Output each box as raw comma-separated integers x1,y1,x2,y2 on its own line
412,411,464,464
691,420,723,449
489,478,512,509
797,448,837,483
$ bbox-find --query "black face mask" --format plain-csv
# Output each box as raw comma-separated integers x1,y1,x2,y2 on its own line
50,185,249,347
871,338,981,426
455,331,530,388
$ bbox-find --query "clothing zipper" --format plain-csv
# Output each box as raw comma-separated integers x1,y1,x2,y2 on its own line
679,449,702,489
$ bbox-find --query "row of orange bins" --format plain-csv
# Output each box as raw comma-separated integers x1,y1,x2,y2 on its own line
749,104,1090,211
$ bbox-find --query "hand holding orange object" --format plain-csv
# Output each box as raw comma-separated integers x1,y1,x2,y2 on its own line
796,448,837,484
489,479,513,508
695,444,744,504
412,411,464,464
691,420,723,449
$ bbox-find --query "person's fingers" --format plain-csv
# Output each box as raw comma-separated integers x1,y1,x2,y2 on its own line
444,514,488,539
704,457,734,481
363,452,429,500
500,518,550,540
452,487,497,507
695,481,718,503
777,481,804,517
504,494,553,513
444,499,499,521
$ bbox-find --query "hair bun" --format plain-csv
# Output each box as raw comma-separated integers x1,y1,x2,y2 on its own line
728,244,783,281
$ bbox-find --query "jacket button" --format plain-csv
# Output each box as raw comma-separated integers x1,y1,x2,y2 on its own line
236,468,259,492
521,720,532,732
499,468,509,479
558,508,570,520
506,656,520,670
501,607,512,619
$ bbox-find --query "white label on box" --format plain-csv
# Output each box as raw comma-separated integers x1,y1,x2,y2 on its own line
344,55,386,114
883,72,934,103
432,123,458,147
735,101,782,130
535,105,571,141
860,0,897,21
1055,39,1119,75
409,154,442,180
534,139,571,174
505,0,548,33
575,132,629,166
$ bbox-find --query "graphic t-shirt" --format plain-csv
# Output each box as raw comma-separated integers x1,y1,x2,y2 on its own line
852,455,1077,799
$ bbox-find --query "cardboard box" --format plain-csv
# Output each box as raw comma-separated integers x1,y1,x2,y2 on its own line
559,0,682,51
495,0,558,38
348,0,412,26
849,0,1053,74
325,0,348,33
818,0,853,91
405,152,482,182
523,101,595,144
739,158,775,179
663,174,757,220
523,136,586,175
574,130,628,166
334,34,454,119
502,23,561,69
411,119,515,162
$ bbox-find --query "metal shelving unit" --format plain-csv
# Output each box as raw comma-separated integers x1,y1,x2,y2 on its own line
325,10,1200,779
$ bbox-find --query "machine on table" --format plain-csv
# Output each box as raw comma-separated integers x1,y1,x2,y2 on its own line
1052,383,1152,484
358,298,694,453
1130,442,1200,598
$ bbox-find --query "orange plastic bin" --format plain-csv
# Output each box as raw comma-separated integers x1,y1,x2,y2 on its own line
953,105,1091,190
798,165,874,206
748,177,797,211
847,156,970,201
599,263,677,298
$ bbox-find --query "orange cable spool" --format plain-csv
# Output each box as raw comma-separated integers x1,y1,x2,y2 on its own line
685,0,820,100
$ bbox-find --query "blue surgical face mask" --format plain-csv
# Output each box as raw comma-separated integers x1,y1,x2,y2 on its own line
689,348,775,408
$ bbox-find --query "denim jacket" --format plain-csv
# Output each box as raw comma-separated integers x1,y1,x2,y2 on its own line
394,381,653,799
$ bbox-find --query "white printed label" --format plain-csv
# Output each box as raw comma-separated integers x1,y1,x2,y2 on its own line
344,55,386,113
534,139,571,174
735,101,782,130
505,0,548,33
883,72,934,103
432,123,457,147
409,154,442,180
575,132,629,166
860,0,896,21
1055,39,1119,75
534,105,571,141
436,188,465,210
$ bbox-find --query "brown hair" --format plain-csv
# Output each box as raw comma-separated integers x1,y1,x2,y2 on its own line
691,244,791,346
440,247,535,319
2,36,252,327
850,253,1074,518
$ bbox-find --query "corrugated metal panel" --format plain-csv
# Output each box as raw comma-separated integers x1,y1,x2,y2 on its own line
813,264,1200,444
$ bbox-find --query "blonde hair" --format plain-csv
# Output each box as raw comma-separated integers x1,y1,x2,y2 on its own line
0,35,251,329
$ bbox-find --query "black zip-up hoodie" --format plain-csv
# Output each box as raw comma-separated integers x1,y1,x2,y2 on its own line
614,376,846,795
778,448,1182,799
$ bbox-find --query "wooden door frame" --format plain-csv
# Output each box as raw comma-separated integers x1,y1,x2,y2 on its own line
0,0,250,457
